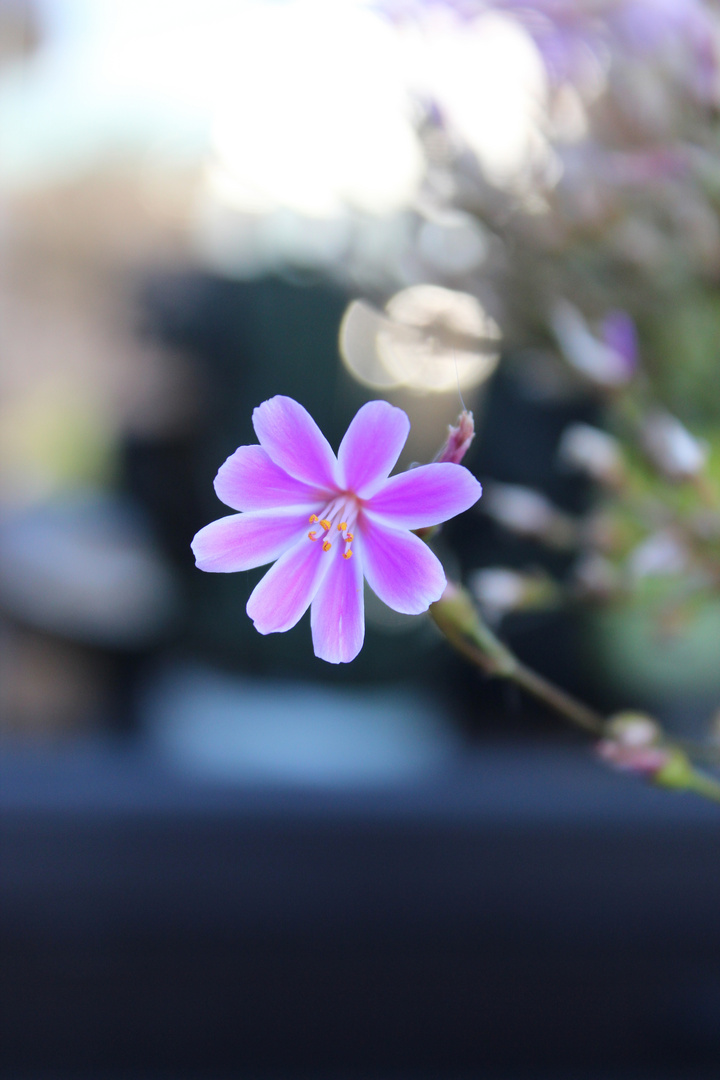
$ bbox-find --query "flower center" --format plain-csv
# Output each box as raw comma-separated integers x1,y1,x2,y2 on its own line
307,494,357,560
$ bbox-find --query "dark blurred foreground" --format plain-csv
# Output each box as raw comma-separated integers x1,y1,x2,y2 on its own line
3,728,720,1080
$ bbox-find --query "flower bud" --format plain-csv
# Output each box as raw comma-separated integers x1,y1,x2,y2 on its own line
627,529,688,579
597,712,671,776
483,482,578,548
558,423,625,486
572,553,621,600
435,410,475,465
550,300,636,387
641,411,708,480
597,740,672,775
606,712,662,747
469,567,557,622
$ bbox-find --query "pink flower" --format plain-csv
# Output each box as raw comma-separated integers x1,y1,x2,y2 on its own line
191,396,482,664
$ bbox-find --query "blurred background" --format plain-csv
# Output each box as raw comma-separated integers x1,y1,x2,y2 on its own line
4,1,720,1077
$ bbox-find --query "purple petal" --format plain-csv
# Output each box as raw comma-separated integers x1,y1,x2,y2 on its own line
600,310,638,375
192,510,309,573
365,463,482,530
247,531,333,634
311,545,365,664
359,518,446,615
253,396,339,489
215,444,329,511
337,400,410,497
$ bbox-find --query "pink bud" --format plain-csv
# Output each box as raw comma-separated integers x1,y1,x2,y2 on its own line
596,740,672,776
597,712,670,777
435,411,475,465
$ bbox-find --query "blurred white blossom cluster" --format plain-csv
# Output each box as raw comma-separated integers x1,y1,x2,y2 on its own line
350,0,720,674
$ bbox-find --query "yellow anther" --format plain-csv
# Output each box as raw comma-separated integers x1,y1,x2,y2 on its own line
322,540,332,552
338,522,347,531
345,532,354,542
308,531,318,541
320,519,331,532
309,514,319,524
343,550,353,560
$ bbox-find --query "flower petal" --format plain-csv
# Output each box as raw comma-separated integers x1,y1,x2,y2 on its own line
214,445,329,511
253,396,339,489
247,532,333,634
337,400,410,497
311,545,365,664
365,462,482,530
359,518,446,614
191,510,308,572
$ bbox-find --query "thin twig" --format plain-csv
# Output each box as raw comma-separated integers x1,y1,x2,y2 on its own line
430,591,604,735
430,582,720,805
510,660,605,735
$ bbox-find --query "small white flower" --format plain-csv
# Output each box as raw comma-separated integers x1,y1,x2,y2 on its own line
628,529,688,579
483,482,577,547
469,568,527,618
558,423,624,486
550,300,634,387
641,411,708,480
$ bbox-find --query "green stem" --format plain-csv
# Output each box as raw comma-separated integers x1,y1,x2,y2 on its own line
653,749,720,803
509,659,605,735
430,587,605,735
676,739,720,767
430,581,720,806
687,771,720,803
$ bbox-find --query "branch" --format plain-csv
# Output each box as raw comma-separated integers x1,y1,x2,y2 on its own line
430,581,720,805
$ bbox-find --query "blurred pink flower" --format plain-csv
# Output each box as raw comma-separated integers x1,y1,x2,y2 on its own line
192,396,482,663
596,740,671,776
596,712,670,777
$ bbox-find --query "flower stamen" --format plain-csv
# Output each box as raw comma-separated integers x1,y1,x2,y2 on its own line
307,497,358,559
